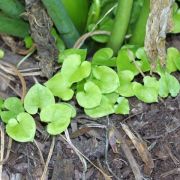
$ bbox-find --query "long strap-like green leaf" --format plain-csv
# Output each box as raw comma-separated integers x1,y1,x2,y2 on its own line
42,0,80,48
0,0,24,18
0,13,29,38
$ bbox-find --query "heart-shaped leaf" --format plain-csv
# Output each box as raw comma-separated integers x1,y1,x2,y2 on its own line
85,96,114,118
166,73,180,97
92,66,119,93
6,112,36,142
105,93,119,105
61,54,91,83
135,48,150,72
172,8,180,33
58,48,87,63
68,61,91,84
114,97,130,115
117,70,135,97
24,84,55,114
133,76,159,103
166,48,180,72
45,73,74,101
117,49,140,75
40,103,75,135
76,81,102,108
92,48,116,67
1,97,24,123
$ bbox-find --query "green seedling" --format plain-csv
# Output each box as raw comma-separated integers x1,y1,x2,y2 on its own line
92,65,119,93
58,48,87,63
85,95,115,118
76,81,102,109
117,49,140,75
46,54,91,100
40,103,76,135
1,97,24,123
45,73,74,101
0,49,4,59
133,76,159,103
24,84,55,114
24,36,33,49
172,7,180,33
117,70,135,97
6,112,36,142
135,47,151,72
114,97,130,115
159,72,180,98
166,47,180,73
92,48,116,67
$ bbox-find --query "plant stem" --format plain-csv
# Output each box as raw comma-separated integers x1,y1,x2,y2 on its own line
107,0,133,54
129,0,150,46
0,0,24,18
0,13,29,38
42,0,80,48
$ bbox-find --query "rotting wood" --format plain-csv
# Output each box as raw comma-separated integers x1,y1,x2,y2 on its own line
25,0,58,78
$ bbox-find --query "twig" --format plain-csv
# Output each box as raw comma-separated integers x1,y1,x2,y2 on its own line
0,61,27,101
60,133,112,180
73,30,111,49
0,124,5,179
0,137,12,165
41,136,55,180
115,127,143,180
65,129,87,180
161,168,180,178
17,48,36,68
127,50,145,78
34,139,45,166
0,76,21,97
105,117,122,180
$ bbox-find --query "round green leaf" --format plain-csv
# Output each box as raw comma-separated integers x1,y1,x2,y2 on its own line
92,48,113,65
105,93,119,105
114,97,130,115
40,104,75,123
165,73,180,97
133,82,158,103
4,97,24,114
117,49,140,75
85,96,114,118
40,104,74,135
58,48,87,63
68,61,91,84
166,48,180,72
135,48,150,72
76,81,102,108
47,118,71,135
117,83,134,97
24,84,55,114
1,97,24,123
45,73,74,101
118,70,135,82
6,112,36,142
92,66,119,93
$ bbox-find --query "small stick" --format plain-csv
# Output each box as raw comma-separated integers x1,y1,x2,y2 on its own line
34,139,45,166
41,136,55,180
0,137,12,165
73,30,111,49
60,133,112,180
115,128,143,180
